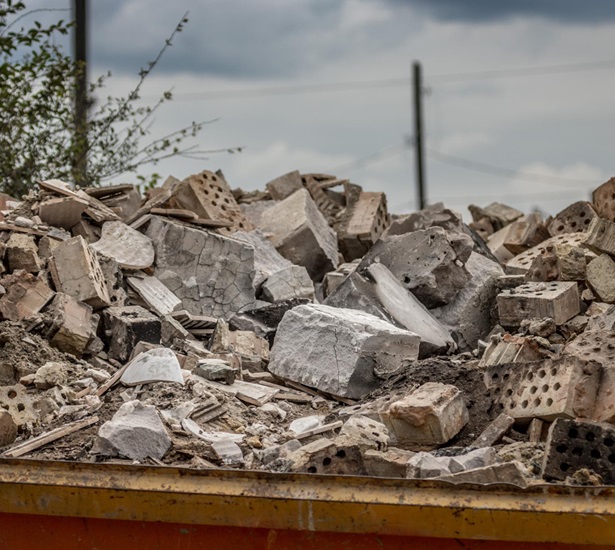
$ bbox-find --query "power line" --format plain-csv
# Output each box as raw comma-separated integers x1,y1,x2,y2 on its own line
140,57,615,102
426,147,597,187
326,143,407,174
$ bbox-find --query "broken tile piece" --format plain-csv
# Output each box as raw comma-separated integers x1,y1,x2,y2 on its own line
120,348,183,386
90,221,154,270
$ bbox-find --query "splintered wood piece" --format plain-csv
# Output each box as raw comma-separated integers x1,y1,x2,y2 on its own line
126,188,173,225
150,208,198,220
189,218,233,228
3,416,99,458
85,184,136,199
96,362,131,397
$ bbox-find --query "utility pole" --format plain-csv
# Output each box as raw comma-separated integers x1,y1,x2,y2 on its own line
73,0,87,186
412,61,426,210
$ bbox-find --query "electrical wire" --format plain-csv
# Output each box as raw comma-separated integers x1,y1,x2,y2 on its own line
144,57,615,102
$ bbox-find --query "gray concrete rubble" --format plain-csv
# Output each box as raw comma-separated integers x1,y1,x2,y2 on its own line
268,304,420,399
145,215,256,319
259,189,339,281
0,172,615,487
260,265,315,303
357,226,472,308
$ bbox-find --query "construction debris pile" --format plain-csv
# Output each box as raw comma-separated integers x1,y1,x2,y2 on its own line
2,169,615,487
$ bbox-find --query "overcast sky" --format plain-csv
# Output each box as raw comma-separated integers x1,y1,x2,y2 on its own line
47,2,615,216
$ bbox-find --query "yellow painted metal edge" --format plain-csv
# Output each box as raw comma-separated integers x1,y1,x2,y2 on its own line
0,459,613,545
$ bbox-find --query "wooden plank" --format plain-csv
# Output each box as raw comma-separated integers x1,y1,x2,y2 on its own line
3,416,99,458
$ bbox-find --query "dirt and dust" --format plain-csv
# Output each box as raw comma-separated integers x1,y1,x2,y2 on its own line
369,355,496,447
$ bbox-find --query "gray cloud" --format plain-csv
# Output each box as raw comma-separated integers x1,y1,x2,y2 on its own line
387,0,615,24
90,1,410,78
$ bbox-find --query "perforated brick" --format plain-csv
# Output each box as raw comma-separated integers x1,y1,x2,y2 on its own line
485,356,600,423
592,177,615,222
584,217,615,256
565,330,615,423
542,418,615,483
339,191,390,261
505,233,587,274
497,281,579,326
547,201,598,236
171,170,253,235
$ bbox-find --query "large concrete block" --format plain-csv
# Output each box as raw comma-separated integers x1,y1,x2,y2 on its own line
265,171,303,200
325,263,454,357
432,252,504,351
357,226,471,308
145,216,255,319
268,304,420,399
90,221,154,270
6,233,42,273
260,189,339,281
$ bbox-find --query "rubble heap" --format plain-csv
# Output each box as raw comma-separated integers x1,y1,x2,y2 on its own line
2,170,615,488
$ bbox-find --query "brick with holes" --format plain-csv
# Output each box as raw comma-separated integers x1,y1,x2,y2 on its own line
547,201,598,236
485,356,601,423
505,233,587,275
496,281,580,327
169,170,254,235
592,177,615,222
565,330,615,423
584,217,615,257
542,417,615,484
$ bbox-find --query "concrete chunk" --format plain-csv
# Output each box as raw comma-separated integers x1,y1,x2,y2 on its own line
265,171,303,200
432,252,503,351
357,226,471,308
103,305,161,363
0,271,54,321
384,382,469,448
50,235,110,309
268,304,420,399
233,229,293,289
90,221,154,270
95,400,171,460
261,265,315,303
586,254,615,303
44,293,93,358
436,461,528,487
145,216,255,319
260,189,338,281
6,233,42,273
325,263,453,356
497,281,580,326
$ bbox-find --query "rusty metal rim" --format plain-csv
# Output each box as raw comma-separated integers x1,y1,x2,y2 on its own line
0,458,613,545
